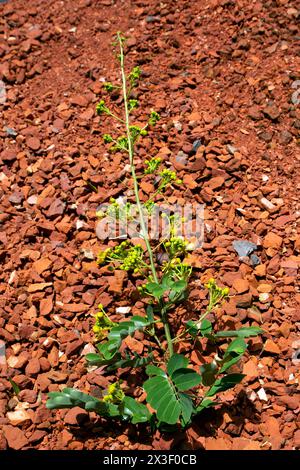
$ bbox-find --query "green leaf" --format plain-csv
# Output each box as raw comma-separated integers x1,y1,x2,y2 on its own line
108,316,148,343
123,397,151,424
226,337,247,355
167,354,189,376
145,282,165,299
86,400,120,417
98,340,120,361
179,392,194,426
215,326,263,338
195,398,216,414
185,319,212,338
219,338,247,373
169,289,187,304
107,353,152,371
170,280,187,293
88,349,153,371
46,394,73,409
93,315,151,364
47,388,101,412
161,274,173,289
9,378,20,396
200,319,213,337
85,353,104,364
172,368,202,391
46,387,121,418
146,305,154,323
200,362,218,386
145,360,202,425
185,320,198,337
168,280,188,303
146,365,166,377
144,375,181,425
206,374,245,397
60,388,96,404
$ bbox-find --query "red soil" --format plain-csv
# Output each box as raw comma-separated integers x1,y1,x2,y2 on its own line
0,0,299,450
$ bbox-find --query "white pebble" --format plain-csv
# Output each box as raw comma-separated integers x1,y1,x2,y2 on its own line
8,270,16,285
27,195,38,205
260,197,276,212
173,121,182,131
0,172,8,182
248,390,257,402
76,219,85,230
257,387,268,402
259,292,270,303
116,306,131,314
81,343,96,356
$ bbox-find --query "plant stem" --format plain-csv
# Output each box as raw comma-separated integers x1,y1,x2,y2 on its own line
117,33,173,357
118,35,157,283
171,328,188,344
161,304,174,356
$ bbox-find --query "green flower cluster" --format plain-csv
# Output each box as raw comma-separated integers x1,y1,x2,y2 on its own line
205,278,230,309
97,241,146,274
137,282,147,294
144,157,161,175
96,198,131,220
109,198,132,220
128,66,141,87
129,99,139,111
103,82,115,92
148,110,160,126
103,381,125,404
103,134,113,143
111,135,128,152
159,169,182,190
163,257,192,282
97,248,111,265
93,304,116,339
129,125,147,143
119,244,145,272
96,100,110,115
164,236,188,258
106,198,122,219
143,200,155,214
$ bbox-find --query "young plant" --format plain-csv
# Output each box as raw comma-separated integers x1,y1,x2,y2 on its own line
46,33,263,429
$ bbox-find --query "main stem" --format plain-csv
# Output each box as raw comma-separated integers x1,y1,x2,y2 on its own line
118,33,173,357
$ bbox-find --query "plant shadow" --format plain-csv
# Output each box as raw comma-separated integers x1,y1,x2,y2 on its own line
178,389,261,450
65,389,260,450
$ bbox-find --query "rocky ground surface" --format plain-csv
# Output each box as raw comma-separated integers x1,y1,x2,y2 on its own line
0,0,299,450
